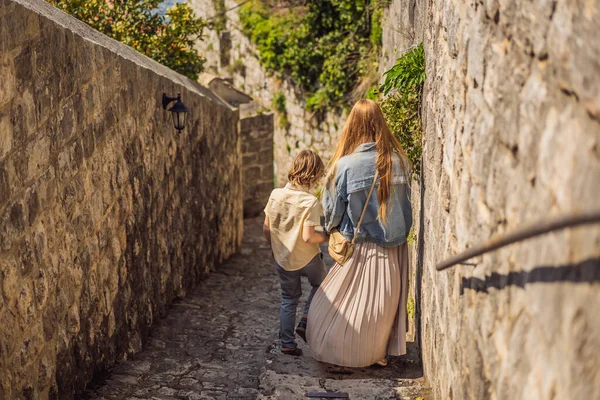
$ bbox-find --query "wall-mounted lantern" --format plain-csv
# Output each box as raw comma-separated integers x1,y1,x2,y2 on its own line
162,92,190,133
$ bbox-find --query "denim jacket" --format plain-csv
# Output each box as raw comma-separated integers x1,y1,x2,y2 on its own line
322,142,412,247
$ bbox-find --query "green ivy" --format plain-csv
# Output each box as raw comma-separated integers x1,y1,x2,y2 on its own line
238,0,388,112
379,44,425,177
211,0,227,33
272,91,286,113
228,59,246,76
272,91,291,130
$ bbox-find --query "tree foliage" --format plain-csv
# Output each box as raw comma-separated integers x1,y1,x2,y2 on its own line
238,0,388,112
48,0,207,80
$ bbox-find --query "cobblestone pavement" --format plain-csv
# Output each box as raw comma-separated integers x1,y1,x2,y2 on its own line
84,217,431,400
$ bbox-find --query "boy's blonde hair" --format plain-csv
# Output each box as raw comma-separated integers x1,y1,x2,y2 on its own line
288,150,325,188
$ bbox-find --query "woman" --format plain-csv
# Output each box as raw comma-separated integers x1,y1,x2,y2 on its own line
306,99,412,367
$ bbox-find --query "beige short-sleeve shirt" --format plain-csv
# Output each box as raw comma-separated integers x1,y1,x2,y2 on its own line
264,183,322,271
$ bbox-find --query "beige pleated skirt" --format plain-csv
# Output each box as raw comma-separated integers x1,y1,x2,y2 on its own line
306,242,408,367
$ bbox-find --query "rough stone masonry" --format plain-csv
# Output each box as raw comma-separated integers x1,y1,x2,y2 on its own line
187,0,346,187
0,0,243,397
240,113,274,218
380,0,600,398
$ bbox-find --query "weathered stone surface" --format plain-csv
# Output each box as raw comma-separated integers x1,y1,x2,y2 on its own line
381,0,600,399
83,217,431,400
260,333,430,400
380,0,426,72
240,113,274,218
188,0,345,186
0,0,243,398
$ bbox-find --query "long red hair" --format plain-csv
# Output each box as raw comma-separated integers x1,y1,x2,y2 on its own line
326,99,409,221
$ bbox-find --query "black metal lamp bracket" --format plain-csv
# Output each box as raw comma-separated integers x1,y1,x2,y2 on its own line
162,93,180,110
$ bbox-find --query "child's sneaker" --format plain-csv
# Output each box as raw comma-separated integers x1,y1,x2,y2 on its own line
282,347,303,356
295,316,307,343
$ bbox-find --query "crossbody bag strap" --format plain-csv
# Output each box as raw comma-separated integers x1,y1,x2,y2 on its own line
351,170,379,245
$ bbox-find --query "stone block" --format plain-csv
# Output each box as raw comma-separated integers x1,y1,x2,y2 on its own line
255,181,274,195
26,188,39,226
0,56,16,108
0,111,13,161
242,152,258,166
258,147,273,164
1,254,20,306
0,161,9,206
244,166,261,182
11,100,29,148
14,46,34,92
32,79,56,126
27,136,50,181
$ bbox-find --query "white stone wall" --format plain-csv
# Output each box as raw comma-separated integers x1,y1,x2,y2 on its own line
188,0,345,186
380,0,600,398
380,0,426,72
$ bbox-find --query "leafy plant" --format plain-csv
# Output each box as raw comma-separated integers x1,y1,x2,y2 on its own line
228,59,246,76
211,0,227,33
279,114,291,130
48,0,207,80
238,0,389,112
381,92,422,175
272,91,291,130
272,91,287,113
379,44,425,176
407,296,415,318
380,43,425,96
366,86,379,101
406,229,417,245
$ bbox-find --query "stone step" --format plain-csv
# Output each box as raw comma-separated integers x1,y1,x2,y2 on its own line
259,369,431,400
258,338,431,399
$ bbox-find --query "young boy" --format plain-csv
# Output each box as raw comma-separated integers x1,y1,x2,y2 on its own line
263,150,329,356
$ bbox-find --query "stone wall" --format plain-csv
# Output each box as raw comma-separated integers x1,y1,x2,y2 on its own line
197,72,274,217
0,0,243,398
187,0,345,186
381,0,600,398
380,0,429,346
240,113,274,217
380,0,426,72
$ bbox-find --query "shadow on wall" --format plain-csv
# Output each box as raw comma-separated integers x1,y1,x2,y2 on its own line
413,158,426,364
460,258,600,295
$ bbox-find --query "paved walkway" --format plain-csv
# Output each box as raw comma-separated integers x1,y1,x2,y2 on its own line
84,217,430,400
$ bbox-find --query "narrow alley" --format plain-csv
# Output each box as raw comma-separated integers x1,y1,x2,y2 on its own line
83,217,430,400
